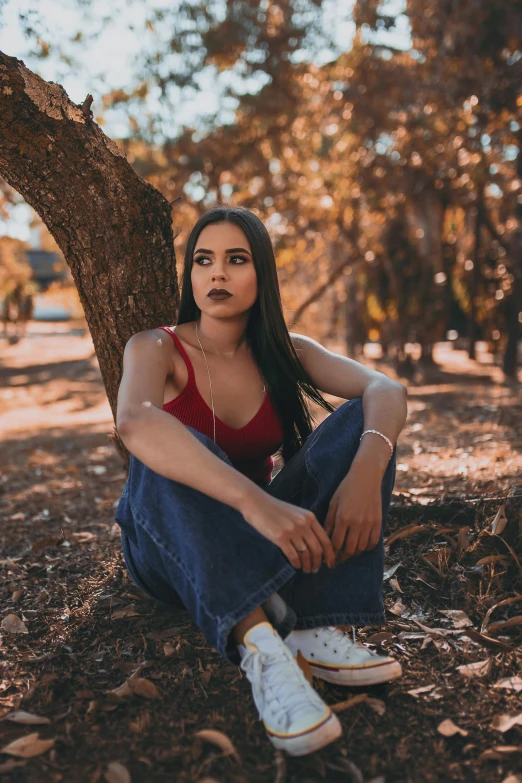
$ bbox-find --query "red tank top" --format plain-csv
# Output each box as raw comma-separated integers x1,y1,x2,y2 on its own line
158,326,284,484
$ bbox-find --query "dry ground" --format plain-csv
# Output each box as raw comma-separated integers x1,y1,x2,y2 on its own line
1,324,521,783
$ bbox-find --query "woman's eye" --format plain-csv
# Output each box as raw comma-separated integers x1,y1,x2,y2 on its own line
194,255,247,265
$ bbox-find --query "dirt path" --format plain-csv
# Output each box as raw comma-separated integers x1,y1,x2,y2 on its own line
1,326,521,782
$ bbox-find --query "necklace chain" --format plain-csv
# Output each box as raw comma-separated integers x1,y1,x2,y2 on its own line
194,321,266,445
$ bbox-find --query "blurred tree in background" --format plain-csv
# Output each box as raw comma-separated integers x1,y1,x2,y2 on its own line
1,0,520,377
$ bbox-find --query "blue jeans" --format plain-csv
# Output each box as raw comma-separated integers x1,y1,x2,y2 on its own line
115,397,397,664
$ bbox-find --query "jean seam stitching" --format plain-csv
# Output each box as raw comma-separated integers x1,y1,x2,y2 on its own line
130,505,211,614
120,532,165,601
305,398,365,499
304,422,324,496
217,563,296,649
305,448,322,497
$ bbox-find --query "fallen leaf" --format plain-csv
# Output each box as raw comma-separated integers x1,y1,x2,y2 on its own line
383,562,402,580
491,503,508,536
480,745,522,761
463,628,512,650
487,616,522,633
106,665,160,700
365,631,393,644
366,697,386,715
408,685,437,697
491,713,522,733
386,525,427,546
389,599,407,616
457,526,471,553
501,775,522,783
117,662,143,675
423,546,453,567
438,719,468,737
70,531,96,543
476,555,511,566
4,711,51,725
422,636,450,651
112,606,142,620
0,733,55,758
439,610,473,628
331,694,368,713
456,659,491,678
493,677,522,692
131,678,160,699
104,761,131,783
1,614,28,634
194,729,240,763
163,643,176,657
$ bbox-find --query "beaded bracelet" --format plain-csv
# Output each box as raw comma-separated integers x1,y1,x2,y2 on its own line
360,429,394,459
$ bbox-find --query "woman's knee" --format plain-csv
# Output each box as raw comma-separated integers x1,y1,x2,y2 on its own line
338,396,364,425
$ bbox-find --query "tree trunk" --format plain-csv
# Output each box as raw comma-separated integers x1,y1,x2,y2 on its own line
410,185,444,365
468,192,484,361
0,52,180,463
502,128,522,380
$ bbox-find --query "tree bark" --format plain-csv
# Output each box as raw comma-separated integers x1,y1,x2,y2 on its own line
502,128,522,380
468,191,484,361
0,52,180,462
410,185,444,365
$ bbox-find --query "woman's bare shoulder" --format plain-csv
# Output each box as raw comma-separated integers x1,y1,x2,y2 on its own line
126,322,194,342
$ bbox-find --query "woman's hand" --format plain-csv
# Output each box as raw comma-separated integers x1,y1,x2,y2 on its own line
324,463,383,562
240,491,336,573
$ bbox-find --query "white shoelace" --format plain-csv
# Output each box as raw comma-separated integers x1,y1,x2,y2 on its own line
321,626,382,658
240,641,325,732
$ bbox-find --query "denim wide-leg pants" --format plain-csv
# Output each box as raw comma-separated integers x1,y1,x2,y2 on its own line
115,397,397,664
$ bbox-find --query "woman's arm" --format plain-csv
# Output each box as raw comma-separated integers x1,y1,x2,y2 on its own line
116,330,262,513
290,331,406,402
352,379,407,477
290,332,408,477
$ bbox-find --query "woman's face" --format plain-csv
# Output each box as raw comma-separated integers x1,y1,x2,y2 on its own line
191,221,258,318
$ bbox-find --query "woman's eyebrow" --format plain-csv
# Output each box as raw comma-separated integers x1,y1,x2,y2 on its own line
194,247,252,256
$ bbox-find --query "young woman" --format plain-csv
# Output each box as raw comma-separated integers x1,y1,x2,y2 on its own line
115,205,408,757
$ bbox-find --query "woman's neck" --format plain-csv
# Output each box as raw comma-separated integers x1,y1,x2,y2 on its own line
195,316,249,358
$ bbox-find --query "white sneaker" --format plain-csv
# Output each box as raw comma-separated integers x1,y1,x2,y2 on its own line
285,626,402,686
238,622,342,756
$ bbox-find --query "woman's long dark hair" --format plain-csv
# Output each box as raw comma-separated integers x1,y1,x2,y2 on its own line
176,205,336,464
